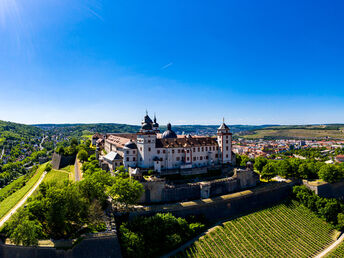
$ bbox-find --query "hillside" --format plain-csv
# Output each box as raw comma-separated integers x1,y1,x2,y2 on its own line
176,201,337,257
240,124,344,140
34,123,272,138
0,120,43,148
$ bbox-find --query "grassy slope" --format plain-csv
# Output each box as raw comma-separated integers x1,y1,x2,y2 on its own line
176,201,337,258
43,169,69,183
0,164,46,219
0,176,25,198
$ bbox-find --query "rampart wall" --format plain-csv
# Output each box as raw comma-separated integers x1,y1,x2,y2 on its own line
132,181,297,222
51,153,76,170
303,180,344,199
139,169,259,204
0,233,122,258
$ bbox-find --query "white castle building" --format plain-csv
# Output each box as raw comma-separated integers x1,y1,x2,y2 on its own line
101,113,233,173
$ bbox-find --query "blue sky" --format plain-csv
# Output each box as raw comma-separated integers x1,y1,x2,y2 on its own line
0,0,344,125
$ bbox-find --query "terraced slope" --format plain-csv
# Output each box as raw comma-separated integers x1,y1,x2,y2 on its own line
176,201,338,258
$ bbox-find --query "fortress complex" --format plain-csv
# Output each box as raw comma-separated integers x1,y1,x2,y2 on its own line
100,113,233,174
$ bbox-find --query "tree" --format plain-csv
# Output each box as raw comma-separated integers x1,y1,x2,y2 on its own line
318,164,343,183
109,177,144,209
78,149,89,163
4,209,42,246
253,157,268,173
337,213,344,230
261,162,276,181
45,163,52,172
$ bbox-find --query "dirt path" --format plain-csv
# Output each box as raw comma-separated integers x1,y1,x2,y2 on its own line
0,171,47,228
315,233,344,258
74,159,82,181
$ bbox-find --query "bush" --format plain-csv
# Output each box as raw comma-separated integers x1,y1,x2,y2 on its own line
119,213,205,257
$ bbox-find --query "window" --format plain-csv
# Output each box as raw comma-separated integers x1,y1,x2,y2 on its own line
172,149,175,154
200,156,203,160
187,150,189,153
126,151,129,154
126,157,129,161
205,147,208,151
163,150,166,154
140,147,142,151
206,156,208,160
215,154,218,158
148,140,151,143
193,148,195,152
226,154,228,158
226,147,228,151
133,157,136,161
176,157,180,161
198,147,200,152
193,157,196,161
148,147,151,152
226,140,228,144
178,149,181,153
157,150,160,154
187,157,189,161
140,158,142,161
201,147,204,152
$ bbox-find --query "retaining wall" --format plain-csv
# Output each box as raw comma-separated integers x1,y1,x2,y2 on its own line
132,181,297,222
0,234,122,258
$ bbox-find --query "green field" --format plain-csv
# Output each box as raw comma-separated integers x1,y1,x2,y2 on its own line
176,201,338,258
43,169,69,183
242,129,344,139
0,164,46,220
325,241,344,257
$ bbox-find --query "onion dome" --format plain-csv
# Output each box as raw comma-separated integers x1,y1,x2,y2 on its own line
141,122,153,130
142,114,153,124
162,123,177,139
152,115,159,128
124,140,137,149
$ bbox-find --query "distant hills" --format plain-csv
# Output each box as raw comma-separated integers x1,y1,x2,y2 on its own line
1,120,343,141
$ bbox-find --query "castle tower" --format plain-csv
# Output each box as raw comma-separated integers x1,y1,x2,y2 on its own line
137,112,156,168
217,118,232,164
152,114,160,133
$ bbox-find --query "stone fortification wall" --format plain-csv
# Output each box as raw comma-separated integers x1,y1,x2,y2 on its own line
51,153,76,170
303,180,344,199
139,169,259,204
132,181,297,222
0,234,122,258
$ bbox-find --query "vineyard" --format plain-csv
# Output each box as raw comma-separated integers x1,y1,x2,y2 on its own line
175,201,338,257
325,241,344,257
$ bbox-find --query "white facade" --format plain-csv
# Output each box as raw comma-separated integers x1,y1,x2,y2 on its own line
103,114,233,172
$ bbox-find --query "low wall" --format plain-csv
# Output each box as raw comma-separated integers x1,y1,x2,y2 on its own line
132,181,297,222
0,233,122,258
303,180,344,199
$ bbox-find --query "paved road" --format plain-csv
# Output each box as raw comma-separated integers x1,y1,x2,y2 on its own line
39,135,47,151
315,233,344,258
0,171,47,228
74,159,82,181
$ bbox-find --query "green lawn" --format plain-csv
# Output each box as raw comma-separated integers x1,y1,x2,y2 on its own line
325,241,344,257
43,169,69,183
0,163,47,220
176,201,337,258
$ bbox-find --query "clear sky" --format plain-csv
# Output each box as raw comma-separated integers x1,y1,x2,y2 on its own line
0,0,344,125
